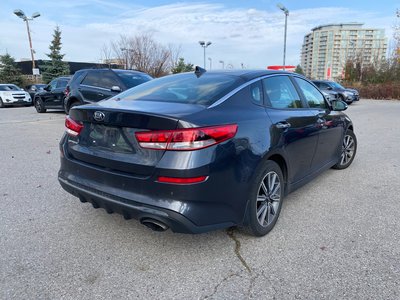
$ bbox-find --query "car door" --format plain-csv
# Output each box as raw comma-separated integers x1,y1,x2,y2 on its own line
49,78,69,107
293,77,344,170
263,75,320,184
42,80,58,106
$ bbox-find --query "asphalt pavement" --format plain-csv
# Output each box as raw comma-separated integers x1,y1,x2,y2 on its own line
0,101,399,299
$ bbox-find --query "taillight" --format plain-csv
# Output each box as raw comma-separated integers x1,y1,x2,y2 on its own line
64,86,70,97
135,124,238,150
65,115,83,137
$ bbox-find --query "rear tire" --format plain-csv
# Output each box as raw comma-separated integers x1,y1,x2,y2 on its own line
245,160,284,237
332,130,357,169
65,101,79,114
34,97,46,113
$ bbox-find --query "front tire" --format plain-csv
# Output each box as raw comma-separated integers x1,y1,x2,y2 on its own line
245,160,284,237
34,97,46,113
333,130,357,169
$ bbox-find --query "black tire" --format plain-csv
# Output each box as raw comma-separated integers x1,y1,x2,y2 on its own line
332,130,357,170
65,101,79,114
340,94,352,105
245,160,284,237
34,97,46,113
0,97,4,108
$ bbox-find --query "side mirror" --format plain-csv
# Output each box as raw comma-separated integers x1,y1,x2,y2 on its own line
331,100,348,111
111,86,121,93
326,86,333,90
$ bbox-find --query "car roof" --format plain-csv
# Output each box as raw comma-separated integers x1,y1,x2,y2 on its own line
191,69,293,81
75,68,145,73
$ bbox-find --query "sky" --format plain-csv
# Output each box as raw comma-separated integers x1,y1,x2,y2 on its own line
1,0,399,69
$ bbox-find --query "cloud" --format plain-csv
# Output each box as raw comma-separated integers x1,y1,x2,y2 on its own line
0,2,396,69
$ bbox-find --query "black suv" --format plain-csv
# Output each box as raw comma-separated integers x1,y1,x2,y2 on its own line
64,69,152,113
34,76,71,113
312,80,359,104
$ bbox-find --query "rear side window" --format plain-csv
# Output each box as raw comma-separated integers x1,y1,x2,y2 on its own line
250,81,263,105
294,77,327,109
263,76,302,109
82,71,119,89
113,73,243,106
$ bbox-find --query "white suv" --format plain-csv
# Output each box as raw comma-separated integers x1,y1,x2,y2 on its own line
0,84,32,107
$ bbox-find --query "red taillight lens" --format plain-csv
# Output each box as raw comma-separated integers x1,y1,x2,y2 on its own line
65,115,83,137
64,86,70,97
135,124,238,150
157,176,208,184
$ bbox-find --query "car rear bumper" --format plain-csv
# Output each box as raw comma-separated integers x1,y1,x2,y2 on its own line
58,176,234,233
58,139,248,233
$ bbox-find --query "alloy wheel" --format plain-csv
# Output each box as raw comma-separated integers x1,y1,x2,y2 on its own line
256,171,281,227
340,134,355,166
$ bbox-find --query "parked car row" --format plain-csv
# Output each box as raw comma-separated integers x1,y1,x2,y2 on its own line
31,69,153,114
0,73,360,111
312,80,359,104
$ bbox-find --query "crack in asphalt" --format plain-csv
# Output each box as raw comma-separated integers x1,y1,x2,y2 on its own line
227,227,251,274
202,272,242,299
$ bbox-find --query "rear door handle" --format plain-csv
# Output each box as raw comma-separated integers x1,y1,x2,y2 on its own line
275,122,291,129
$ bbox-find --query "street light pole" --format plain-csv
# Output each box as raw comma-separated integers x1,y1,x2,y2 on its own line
277,3,289,71
14,9,40,73
219,60,224,69
198,41,212,69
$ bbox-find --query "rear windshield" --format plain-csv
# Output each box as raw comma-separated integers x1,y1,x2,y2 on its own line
113,73,243,106
0,85,21,91
115,71,153,88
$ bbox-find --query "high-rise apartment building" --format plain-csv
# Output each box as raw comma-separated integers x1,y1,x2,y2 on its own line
301,23,387,80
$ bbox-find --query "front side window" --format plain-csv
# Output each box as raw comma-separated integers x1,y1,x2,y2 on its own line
294,77,327,109
263,76,302,109
98,72,120,89
56,79,69,89
115,71,152,88
49,80,57,91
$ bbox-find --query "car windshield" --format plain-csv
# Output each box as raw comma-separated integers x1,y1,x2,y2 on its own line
115,71,153,88
331,82,345,89
0,84,21,91
113,73,243,106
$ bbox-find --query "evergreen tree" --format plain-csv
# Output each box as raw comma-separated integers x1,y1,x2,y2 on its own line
0,53,24,86
40,26,70,83
171,58,194,73
294,64,304,75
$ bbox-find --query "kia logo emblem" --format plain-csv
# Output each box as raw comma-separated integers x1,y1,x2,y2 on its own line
93,111,105,122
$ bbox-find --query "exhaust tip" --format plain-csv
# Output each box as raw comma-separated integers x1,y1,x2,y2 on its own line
140,218,169,232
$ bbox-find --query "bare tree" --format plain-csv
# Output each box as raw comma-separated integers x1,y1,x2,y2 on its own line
100,43,119,68
105,34,180,77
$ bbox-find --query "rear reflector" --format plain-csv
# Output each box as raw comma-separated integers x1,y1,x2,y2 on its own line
65,115,83,137
135,124,238,150
157,176,208,184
